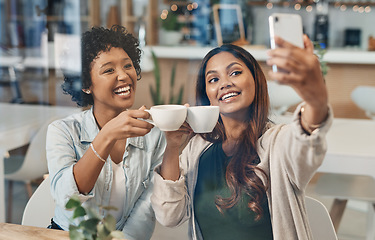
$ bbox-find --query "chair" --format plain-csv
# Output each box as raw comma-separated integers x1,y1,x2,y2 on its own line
4,118,55,222
351,86,375,119
315,173,375,240
305,196,337,240
22,175,190,237
267,81,302,115
22,175,55,227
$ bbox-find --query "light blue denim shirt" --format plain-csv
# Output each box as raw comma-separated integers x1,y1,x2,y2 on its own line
46,107,166,240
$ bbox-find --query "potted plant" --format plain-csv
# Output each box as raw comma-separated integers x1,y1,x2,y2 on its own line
159,11,183,46
149,50,184,105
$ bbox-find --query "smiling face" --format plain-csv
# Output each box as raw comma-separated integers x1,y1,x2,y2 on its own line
88,47,137,115
205,52,256,120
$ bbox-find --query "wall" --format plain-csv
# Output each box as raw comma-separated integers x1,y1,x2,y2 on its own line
250,4,375,50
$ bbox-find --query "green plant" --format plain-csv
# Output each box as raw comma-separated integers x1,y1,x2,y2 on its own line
161,12,182,31
149,50,184,105
313,42,329,77
65,195,125,240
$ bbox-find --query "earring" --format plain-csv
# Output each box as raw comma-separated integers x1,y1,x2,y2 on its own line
82,89,91,94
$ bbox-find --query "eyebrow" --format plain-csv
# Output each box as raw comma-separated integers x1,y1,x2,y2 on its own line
205,62,243,77
99,57,131,69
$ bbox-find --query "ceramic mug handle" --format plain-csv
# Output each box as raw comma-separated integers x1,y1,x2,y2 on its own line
142,109,155,126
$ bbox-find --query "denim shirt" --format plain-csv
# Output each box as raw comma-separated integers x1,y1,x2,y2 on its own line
46,107,166,240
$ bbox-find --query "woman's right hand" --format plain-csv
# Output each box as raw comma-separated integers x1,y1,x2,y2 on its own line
102,105,154,141
73,106,154,193
266,35,329,131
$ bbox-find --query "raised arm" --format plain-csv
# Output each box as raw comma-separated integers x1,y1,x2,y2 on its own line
267,35,329,134
159,123,191,181
73,108,153,193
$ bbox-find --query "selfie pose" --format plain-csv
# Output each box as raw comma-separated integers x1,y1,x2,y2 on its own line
46,25,165,239
151,35,332,240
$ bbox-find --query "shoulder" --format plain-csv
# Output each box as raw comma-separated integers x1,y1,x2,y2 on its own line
48,110,89,136
258,121,285,143
183,134,211,155
190,134,210,145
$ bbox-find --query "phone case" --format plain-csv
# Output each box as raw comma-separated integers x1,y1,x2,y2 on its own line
269,13,304,73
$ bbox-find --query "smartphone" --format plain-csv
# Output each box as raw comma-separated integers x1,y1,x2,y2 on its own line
269,13,304,73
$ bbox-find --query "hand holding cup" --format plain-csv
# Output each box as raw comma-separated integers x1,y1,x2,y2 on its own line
145,105,187,131
145,104,220,133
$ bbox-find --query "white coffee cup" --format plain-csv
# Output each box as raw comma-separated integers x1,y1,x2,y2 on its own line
146,105,187,131
186,106,220,133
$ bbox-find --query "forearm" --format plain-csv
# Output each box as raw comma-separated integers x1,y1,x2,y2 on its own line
300,103,329,134
73,130,116,194
272,104,333,189
151,165,190,227
160,143,181,181
299,71,329,134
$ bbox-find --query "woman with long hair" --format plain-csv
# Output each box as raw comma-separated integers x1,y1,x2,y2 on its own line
151,35,332,239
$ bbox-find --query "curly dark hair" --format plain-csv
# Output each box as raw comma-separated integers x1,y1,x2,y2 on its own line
196,44,270,221
61,25,142,107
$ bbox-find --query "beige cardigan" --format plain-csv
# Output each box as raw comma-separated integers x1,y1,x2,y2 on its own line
151,104,333,240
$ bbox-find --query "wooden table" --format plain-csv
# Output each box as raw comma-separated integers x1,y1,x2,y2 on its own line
0,223,69,240
0,103,81,222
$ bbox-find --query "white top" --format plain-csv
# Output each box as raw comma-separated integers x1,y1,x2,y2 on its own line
108,159,126,222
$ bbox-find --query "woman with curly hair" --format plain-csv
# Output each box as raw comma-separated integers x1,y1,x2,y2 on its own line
151,35,332,239
46,25,165,239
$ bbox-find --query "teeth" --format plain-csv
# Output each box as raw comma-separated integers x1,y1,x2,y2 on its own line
221,92,239,100
117,92,130,96
114,86,130,94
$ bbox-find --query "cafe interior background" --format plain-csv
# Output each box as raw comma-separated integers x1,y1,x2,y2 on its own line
0,0,374,239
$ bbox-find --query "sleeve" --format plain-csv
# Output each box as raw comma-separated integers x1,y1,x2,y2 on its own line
122,131,167,240
271,102,333,190
150,142,192,228
46,121,94,209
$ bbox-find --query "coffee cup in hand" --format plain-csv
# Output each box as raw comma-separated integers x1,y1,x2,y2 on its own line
145,105,187,131
186,106,220,133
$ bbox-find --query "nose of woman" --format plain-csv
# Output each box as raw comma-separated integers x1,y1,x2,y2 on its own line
219,77,233,90
117,69,129,82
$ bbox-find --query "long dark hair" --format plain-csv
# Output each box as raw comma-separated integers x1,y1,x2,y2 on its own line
196,44,270,220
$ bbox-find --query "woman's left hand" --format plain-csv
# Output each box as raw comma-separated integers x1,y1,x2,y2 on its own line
266,35,329,129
